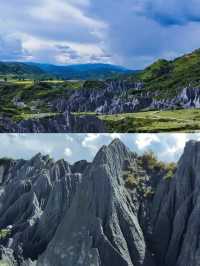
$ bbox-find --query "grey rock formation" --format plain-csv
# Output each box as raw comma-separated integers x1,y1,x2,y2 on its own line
176,86,200,108
71,160,91,174
0,111,106,133
150,140,200,266
51,81,200,114
52,80,149,114
2,81,200,133
0,154,81,265
37,139,155,266
1,139,200,266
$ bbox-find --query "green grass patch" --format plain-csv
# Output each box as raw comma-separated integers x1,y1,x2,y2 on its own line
0,80,84,119
13,112,58,122
0,229,11,239
73,112,97,116
100,109,200,132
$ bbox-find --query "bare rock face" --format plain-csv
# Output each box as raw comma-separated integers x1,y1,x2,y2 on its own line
150,140,200,266
0,154,81,265
177,87,200,108
2,139,200,266
0,111,106,133
37,139,155,266
52,82,200,114
52,80,152,114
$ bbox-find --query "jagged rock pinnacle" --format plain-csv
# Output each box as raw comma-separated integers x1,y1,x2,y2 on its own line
0,140,200,266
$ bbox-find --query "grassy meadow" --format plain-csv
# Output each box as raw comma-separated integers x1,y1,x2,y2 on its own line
100,109,200,132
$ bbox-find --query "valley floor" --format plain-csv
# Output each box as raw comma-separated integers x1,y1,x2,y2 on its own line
99,108,200,132
2,107,200,133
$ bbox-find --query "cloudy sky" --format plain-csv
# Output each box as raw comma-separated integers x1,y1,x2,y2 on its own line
1,0,200,68
0,133,200,164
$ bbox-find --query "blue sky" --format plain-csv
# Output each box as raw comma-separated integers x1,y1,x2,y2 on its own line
1,0,200,68
0,133,200,164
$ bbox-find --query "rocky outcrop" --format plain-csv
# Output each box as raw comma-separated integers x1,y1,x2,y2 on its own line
1,139,200,266
51,81,200,114
37,139,155,266
0,154,82,265
150,140,200,266
0,111,106,133
52,80,149,114
1,81,200,133
176,86,200,108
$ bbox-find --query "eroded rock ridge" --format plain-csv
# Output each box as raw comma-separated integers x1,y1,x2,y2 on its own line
0,139,199,266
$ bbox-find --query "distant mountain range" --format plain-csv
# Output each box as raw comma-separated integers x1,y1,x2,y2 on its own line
32,63,134,80
0,62,134,80
0,62,44,76
2,48,200,83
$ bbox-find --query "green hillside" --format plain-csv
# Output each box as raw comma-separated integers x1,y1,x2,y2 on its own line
36,63,133,80
129,48,200,97
0,62,44,76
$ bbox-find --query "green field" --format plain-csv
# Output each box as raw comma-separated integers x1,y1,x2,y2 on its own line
13,112,58,122
34,109,200,132
0,79,83,118
100,109,200,132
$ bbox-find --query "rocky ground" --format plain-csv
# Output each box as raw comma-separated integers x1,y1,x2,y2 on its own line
0,139,199,265
0,111,106,133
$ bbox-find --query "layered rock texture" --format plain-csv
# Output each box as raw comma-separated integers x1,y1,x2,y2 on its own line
0,139,199,265
52,81,200,115
0,111,106,133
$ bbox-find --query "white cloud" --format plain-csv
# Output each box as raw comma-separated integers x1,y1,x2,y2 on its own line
0,134,54,157
135,134,160,150
2,0,200,67
81,134,101,154
0,133,200,164
0,0,109,64
64,147,72,157
108,133,122,140
29,0,107,30
65,135,74,143
81,133,124,156
67,0,91,7
160,134,189,160
20,34,109,64
170,134,189,152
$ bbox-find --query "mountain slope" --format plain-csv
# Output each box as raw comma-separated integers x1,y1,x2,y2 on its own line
130,48,200,95
0,62,44,76
0,61,134,80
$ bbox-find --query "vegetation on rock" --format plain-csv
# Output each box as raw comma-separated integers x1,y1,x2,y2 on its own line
128,48,200,98
0,229,11,240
